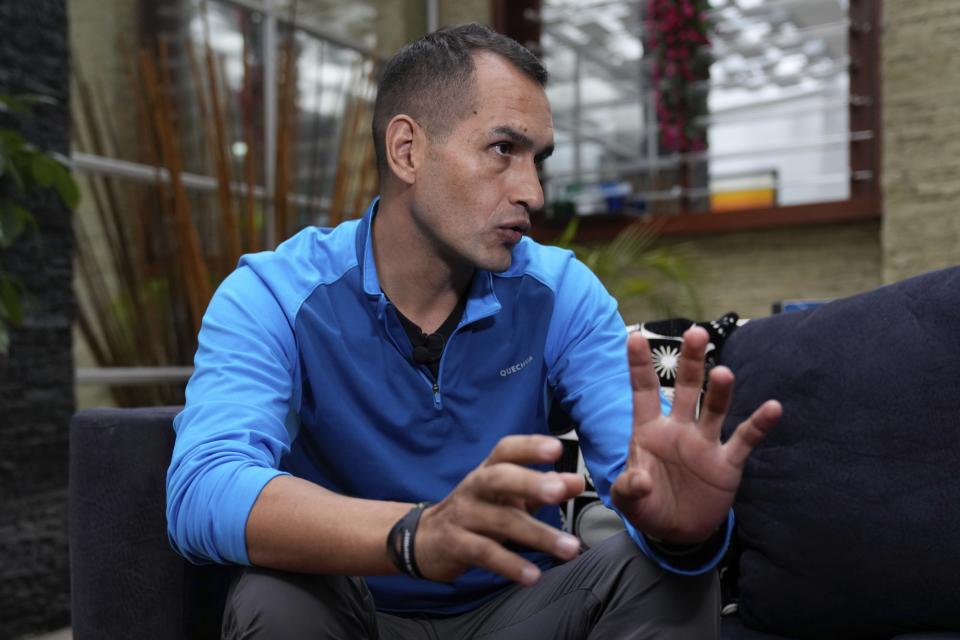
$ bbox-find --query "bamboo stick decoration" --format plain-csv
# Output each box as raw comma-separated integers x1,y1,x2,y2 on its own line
330,55,379,224
74,13,391,405
201,1,243,270
304,41,325,226
117,40,176,369
72,72,171,370
92,77,159,355
348,99,372,217
75,211,146,406
273,10,299,245
328,59,362,226
139,43,212,334
74,192,129,368
349,57,379,217
185,39,216,177
217,50,244,247
158,40,215,326
322,58,355,225
121,34,191,367
283,44,300,234
241,25,259,253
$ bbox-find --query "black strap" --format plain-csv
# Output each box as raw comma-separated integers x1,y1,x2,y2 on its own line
386,502,433,579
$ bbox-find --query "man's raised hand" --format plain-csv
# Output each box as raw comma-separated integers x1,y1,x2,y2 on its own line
415,435,585,586
611,327,781,545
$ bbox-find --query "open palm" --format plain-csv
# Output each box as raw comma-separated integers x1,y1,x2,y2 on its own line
611,327,782,544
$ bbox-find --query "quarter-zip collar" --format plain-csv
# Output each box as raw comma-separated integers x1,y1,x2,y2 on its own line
356,197,502,324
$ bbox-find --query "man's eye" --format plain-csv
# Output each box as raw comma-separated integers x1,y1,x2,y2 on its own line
493,142,512,156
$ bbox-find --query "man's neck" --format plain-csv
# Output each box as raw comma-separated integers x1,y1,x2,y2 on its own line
372,198,472,334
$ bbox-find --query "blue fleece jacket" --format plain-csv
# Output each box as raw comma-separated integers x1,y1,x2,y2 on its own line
166,199,731,614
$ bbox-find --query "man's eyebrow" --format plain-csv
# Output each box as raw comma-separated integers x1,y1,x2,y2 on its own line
491,125,554,162
534,145,555,164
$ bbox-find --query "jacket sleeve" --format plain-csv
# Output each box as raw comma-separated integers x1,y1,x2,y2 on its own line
166,265,299,565
544,254,732,575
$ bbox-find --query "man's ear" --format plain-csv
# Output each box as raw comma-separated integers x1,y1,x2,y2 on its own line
384,114,422,185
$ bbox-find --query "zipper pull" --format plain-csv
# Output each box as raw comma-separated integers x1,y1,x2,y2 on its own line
432,382,441,409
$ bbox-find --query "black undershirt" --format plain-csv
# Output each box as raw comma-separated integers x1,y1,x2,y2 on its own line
393,296,466,381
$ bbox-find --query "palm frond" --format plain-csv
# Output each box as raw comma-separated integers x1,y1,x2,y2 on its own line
558,218,701,319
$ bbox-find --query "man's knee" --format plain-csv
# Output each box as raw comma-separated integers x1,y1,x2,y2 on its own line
222,568,378,640
589,532,720,639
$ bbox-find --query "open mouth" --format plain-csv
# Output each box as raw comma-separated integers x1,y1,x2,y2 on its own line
501,221,531,235
499,224,528,244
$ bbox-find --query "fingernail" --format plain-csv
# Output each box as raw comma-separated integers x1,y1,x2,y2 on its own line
521,565,541,585
541,478,564,499
555,533,580,556
539,440,559,457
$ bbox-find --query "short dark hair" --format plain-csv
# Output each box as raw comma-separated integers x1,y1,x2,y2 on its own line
372,23,547,178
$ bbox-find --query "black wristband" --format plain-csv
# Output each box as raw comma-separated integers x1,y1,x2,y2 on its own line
644,523,728,570
386,501,432,579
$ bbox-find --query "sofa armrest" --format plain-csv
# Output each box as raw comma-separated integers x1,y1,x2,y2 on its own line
69,407,237,640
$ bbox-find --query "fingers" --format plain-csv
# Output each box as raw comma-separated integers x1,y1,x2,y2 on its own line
524,471,586,514
670,326,710,421
468,502,581,561
450,530,548,586
485,434,563,466
419,457,585,586
697,365,735,440
627,332,664,425
475,464,583,506
723,399,782,468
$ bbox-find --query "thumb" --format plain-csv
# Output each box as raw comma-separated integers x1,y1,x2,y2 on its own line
612,468,652,504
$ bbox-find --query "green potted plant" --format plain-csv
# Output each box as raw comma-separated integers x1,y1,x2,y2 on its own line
555,216,702,319
0,94,79,354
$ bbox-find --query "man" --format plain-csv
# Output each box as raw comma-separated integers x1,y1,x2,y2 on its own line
167,23,780,639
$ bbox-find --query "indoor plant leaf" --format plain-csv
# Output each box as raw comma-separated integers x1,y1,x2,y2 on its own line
49,159,80,209
0,272,24,325
30,153,60,188
0,320,9,355
0,201,35,248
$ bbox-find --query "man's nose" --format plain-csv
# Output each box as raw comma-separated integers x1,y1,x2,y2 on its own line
511,158,545,212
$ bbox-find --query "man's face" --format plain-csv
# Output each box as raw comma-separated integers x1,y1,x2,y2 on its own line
411,52,555,274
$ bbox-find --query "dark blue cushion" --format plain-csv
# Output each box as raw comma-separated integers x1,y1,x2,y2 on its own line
719,267,960,639
721,613,794,639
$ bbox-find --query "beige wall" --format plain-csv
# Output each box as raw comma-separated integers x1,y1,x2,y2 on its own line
619,220,884,323
620,221,883,324
881,0,960,283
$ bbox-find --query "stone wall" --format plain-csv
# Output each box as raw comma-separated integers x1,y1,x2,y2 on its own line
881,0,960,283
0,0,74,637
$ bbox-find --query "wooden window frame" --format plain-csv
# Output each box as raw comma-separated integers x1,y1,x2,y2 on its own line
494,0,883,241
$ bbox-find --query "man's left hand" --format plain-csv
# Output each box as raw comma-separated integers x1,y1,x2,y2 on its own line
611,326,781,544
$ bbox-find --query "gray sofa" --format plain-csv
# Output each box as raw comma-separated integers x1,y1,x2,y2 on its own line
68,267,960,639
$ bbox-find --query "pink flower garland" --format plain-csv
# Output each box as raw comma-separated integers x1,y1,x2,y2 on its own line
645,0,712,153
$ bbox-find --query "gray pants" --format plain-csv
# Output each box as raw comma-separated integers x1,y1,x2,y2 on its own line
222,532,720,639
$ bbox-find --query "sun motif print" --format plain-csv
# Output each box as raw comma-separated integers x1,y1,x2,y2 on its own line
651,344,681,381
